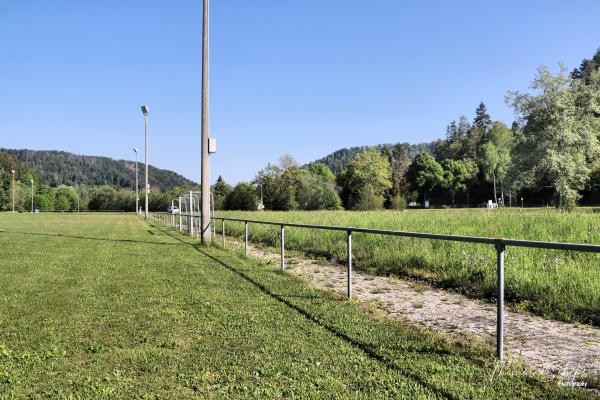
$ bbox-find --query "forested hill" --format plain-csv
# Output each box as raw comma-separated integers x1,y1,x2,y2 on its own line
311,142,437,174
1,149,196,192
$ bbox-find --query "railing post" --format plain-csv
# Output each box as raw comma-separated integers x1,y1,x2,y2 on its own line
222,219,225,247
189,192,194,236
496,240,505,362
280,225,285,270
347,229,352,299
178,197,183,232
244,221,249,257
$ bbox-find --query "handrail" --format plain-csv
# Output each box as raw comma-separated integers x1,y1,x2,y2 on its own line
146,210,600,362
153,211,600,252
201,214,600,253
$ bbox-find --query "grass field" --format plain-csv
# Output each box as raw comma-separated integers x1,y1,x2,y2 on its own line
216,208,600,324
0,213,593,398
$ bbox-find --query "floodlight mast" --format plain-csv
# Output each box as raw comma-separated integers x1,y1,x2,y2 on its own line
200,0,212,244
133,148,139,214
141,105,149,219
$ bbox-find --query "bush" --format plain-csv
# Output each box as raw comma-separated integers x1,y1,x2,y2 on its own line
297,173,342,210
355,190,385,211
390,195,407,210
225,183,258,211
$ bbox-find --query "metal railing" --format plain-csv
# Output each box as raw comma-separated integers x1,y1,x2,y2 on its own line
147,211,600,362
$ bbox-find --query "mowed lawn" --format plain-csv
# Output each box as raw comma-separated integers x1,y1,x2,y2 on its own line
0,214,592,399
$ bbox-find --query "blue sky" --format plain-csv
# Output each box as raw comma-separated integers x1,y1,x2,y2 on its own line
1,1,599,184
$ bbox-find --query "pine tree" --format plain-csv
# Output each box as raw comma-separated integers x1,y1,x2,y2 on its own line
445,121,458,141
571,48,600,83
473,102,492,133
456,116,471,140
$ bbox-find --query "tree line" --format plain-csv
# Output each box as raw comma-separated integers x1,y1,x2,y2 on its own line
0,152,198,212
216,48,600,211
1,149,195,192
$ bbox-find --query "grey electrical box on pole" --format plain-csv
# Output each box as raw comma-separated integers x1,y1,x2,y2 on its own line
208,137,216,154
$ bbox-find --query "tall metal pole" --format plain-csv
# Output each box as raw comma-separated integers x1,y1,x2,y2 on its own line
144,113,149,219
30,179,34,213
134,149,139,214
11,170,15,213
200,0,212,244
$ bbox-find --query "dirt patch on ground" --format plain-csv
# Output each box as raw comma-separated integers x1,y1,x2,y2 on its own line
223,236,600,388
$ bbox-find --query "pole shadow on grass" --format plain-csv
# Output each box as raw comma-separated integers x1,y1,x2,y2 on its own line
150,223,460,400
0,230,185,246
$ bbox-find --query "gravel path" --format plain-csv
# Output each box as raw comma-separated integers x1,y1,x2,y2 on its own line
225,237,600,387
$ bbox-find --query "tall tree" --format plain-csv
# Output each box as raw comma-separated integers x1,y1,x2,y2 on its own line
508,65,600,209
340,148,392,210
446,121,458,141
307,163,335,182
389,143,412,197
296,172,341,210
473,102,492,133
275,167,301,210
212,175,233,210
571,48,600,83
254,163,283,210
441,159,472,206
450,115,474,160
225,183,258,211
55,186,79,211
456,116,471,141
479,122,514,204
279,154,299,170
443,119,461,160
407,152,445,204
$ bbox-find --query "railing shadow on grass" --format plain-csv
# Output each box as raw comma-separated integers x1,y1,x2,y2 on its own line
0,230,185,246
150,222,461,400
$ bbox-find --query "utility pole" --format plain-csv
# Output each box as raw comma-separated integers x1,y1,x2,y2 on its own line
141,106,149,219
200,0,212,244
11,170,15,212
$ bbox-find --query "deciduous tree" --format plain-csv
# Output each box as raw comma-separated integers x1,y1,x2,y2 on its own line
479,122,514,204
441,159,472,206
408,152,445,203
507,65,600,209
340,148,392,210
